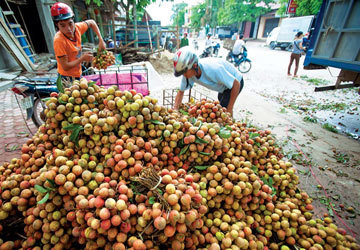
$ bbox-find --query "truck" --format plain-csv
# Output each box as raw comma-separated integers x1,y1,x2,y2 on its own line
304,0,360,91
266,15,314,50
216,26,232,40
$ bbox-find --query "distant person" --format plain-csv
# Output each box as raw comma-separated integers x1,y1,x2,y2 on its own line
231,32,238,40
232,34,245,56
160,34,166,47
302,32,310,51
180,32,189,48
172,46,244,116
205,33,212,48
288,31,305,77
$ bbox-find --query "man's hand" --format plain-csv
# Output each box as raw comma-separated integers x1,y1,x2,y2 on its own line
98,39,106,51
81,52,93,62
227,106,233,116
174,90,184,110
226,79,241,117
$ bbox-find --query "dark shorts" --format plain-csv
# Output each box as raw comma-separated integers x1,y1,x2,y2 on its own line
218,78,244,108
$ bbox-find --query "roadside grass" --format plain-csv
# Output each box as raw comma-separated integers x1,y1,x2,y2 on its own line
303,116,318,123
334,152,350,164
300,75,330,86
322,123,338,133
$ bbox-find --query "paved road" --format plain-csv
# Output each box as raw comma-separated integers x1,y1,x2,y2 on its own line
0,90,37,164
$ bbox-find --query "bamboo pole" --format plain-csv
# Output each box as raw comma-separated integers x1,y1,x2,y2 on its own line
145,13,153,53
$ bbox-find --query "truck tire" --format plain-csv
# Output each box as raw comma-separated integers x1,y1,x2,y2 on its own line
269,42,276,50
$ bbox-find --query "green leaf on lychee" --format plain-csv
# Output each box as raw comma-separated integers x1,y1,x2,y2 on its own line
195,136,208,144
179,109,189,116
219,127,231,139
249,132,260,139
251,165,258,174
199,151,210,156
189,117,197,125
88,81,96,87
46,178,56,188
194,165,211,170
225,125,232,131
156,188,163,195
35,185,48,194
42,97,51,102
179,145,189,156
37,192,50,204
150,120,162,125
58,99,67,105
149,197,155,205
56,74,64,93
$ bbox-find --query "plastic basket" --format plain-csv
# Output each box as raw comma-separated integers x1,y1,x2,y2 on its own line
84,65,149,96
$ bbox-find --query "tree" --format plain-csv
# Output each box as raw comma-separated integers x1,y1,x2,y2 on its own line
277,0,323,16
171,3,188,27
218,0,275,25
296,0,322,16
190,2,207,31
190,0,222,30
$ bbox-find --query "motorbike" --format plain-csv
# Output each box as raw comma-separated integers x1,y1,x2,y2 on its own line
226,46,252,73
199,42,221,58
11,76,58,127
199,46,212,58
212,42,220,57
11,64,94,127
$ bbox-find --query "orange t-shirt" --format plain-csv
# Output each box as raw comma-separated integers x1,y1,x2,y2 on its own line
54,22,89,78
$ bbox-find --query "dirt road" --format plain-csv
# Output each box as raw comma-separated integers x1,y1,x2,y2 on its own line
153,40,360,239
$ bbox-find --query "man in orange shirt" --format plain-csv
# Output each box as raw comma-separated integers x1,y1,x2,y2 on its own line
51,2,106,80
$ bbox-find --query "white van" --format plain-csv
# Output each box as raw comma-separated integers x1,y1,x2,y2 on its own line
266,27,280,48
267,16,314,50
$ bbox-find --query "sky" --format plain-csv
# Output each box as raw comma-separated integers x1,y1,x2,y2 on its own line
146,0,203,26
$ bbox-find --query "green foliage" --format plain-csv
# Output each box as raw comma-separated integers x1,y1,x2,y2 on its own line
277,0,323,16
218,0,274,25
276,0,288,16
190,0,222,30
85,0,104,6
190,2,207,30
296,0,323,16
171,3,188,27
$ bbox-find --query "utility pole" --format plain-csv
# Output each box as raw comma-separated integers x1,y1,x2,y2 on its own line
133,0,138,48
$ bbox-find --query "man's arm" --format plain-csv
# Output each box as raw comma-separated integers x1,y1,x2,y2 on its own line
226,79,240,115
58,52,93,71
174,90,184,110
86,20,106,50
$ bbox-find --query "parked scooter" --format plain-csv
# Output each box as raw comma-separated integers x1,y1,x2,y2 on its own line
11,64,94,127
226,46,252,73
11,76,58,127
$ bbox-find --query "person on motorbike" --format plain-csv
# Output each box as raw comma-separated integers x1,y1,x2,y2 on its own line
205,33,212,49
51,2,106,81
232,34,245,62
173,46,244,116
